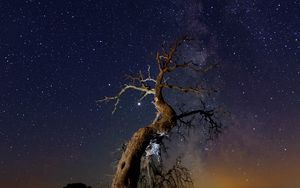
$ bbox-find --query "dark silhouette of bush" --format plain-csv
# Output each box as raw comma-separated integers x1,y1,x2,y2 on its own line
63,183,92,188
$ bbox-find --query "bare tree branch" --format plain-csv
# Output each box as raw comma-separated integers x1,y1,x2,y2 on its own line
161,83,206,95
167,60,218,73
97,84,155,114
155,35,191,72
176,108,222,137
125,66,156,87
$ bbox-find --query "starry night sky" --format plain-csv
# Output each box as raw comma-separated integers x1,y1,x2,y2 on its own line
0,0,299,188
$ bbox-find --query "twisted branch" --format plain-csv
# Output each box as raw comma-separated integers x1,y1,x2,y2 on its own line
97,84,155,114
161,83,206,95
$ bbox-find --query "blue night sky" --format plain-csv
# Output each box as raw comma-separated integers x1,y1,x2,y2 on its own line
0,0,299,187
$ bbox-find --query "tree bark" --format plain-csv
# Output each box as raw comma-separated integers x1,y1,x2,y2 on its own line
112,96,176,188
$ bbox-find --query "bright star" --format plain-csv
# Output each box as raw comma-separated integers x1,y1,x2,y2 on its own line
137,102,141,106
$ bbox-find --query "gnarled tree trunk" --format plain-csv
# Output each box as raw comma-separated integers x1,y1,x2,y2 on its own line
112,92,176,188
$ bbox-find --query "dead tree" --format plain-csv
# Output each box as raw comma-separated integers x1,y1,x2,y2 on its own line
98,36,221,188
